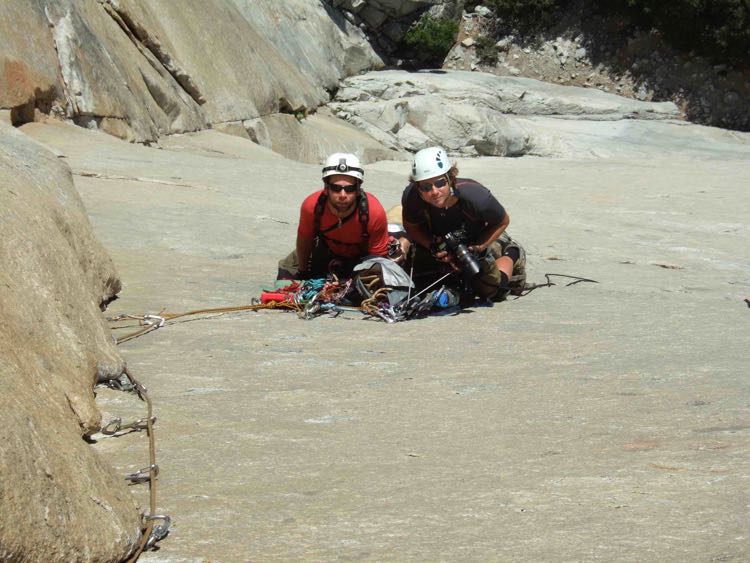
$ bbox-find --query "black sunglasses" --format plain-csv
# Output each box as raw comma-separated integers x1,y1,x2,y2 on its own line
417,177,449,193
326,183,358,193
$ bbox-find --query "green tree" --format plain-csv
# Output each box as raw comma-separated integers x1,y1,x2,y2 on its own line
468,0,569,35
403,14,460,65
617,0,749,64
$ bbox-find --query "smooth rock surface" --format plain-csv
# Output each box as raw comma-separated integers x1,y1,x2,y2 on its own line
233,0,382,83
44,0,208,141
21,119,750,561
330,69,682,156
0,123,140,562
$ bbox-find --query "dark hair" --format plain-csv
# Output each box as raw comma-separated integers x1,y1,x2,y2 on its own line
446,164,459,186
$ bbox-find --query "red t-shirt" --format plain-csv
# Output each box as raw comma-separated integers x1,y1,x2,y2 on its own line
297,189,389,258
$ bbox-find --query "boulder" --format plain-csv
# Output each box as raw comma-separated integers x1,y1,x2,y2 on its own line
0,123,140,561
8,0,209,142
259,108,402,164
98,0,336,128
329,69,682,156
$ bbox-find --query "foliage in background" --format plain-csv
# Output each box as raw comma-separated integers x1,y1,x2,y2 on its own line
475,35,500,64
403,14,460,66
612,0,750,65
466,0,749,66
467,0,570,35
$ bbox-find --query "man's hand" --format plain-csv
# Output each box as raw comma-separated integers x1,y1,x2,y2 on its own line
387,236,411,265
433,248,460,271
295,235,314,278
430,237,459,271
432,248,448,261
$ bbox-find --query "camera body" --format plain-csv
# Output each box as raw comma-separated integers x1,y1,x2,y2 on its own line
441,230,482,277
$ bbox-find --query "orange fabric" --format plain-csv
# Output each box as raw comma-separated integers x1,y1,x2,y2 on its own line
297,189,389,258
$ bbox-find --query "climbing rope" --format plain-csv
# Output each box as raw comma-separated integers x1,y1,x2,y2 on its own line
360,288,395,322
104,278,392,559
109,302,300,344
517,273,599,296
107,278,384,342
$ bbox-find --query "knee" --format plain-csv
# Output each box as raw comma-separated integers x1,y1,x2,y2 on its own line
473,266,511,301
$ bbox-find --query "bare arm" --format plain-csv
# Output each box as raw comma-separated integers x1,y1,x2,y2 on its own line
470,212,510,253
295,235,314,274
403,219,434,250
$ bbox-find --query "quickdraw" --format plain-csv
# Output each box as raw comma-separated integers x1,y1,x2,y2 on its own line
144,515,171,550
97,368,172,562
100,416,156,436
125,464,159,485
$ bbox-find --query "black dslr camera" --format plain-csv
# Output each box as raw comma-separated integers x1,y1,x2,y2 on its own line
442,230,481,277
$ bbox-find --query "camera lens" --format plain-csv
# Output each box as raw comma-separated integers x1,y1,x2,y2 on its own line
455,245,481,277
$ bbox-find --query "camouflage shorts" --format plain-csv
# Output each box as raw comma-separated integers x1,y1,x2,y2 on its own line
474,233,527,300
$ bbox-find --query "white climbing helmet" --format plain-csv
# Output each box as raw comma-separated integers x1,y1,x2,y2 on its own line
411,146,452,182
322,153,364,181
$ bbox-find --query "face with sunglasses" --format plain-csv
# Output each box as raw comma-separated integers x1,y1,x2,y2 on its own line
325,174,360,215
417,174,453,208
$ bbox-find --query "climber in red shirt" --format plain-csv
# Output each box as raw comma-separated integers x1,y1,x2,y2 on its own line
277,152,389,280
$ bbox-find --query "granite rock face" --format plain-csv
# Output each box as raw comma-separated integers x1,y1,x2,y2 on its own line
0,0,384,145
329,69,681,155
0,123,140,561
0,1,64,126
258,109,401,164
19,120,750,562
